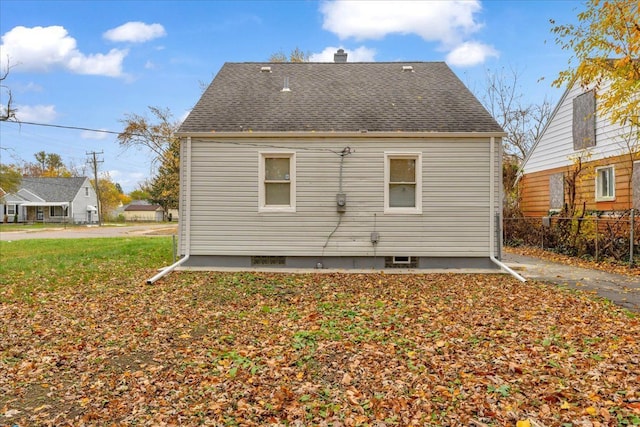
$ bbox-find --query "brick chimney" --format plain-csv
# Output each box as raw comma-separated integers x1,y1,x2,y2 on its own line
334,49,348,63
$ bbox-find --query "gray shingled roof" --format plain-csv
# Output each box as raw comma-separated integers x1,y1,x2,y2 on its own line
19,177,89,202
179,62,503,133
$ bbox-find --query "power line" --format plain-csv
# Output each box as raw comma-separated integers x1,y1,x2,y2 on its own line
5,120,125,136
3,119,347,156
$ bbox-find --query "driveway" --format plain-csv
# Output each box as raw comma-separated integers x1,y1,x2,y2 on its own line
0,223,178,240
503,252,640,312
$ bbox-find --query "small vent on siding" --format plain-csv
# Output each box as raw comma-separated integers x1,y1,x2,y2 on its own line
251,256,286,266
384,256,417,268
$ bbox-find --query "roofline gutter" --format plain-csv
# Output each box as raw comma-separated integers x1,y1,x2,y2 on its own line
489,136,526,282
146,136,192,284
175,131,507,139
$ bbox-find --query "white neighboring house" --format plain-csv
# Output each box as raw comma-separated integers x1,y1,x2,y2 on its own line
1,177,99,224
519,79,639,217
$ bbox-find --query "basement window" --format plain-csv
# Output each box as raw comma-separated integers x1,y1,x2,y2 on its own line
251,256,286,266
384,256,418,268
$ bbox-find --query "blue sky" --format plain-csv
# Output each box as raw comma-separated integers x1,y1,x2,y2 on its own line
0,0,581,192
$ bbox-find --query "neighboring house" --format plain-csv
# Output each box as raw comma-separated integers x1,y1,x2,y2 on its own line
172,52,507,270
123,204,164,222
519,80,639,217
1,177,99,224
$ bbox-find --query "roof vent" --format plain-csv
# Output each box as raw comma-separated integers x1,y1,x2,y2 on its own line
402,65,414,72
261,66,272,73
334,49,348,63
281,76,291,92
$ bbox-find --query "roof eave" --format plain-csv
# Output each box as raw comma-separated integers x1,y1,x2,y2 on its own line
175,130,507,139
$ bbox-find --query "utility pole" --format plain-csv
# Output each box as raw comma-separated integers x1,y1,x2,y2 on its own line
86,151,104,226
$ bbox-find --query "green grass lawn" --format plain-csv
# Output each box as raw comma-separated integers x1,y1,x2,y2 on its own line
1,238,639,426
0,222,56,231
0,237,173,302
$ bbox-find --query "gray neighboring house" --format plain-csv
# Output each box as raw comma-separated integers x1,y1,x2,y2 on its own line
1,177,98,224
173,52,507,271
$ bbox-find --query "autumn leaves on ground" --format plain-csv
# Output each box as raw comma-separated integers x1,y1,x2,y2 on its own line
1,238,639,427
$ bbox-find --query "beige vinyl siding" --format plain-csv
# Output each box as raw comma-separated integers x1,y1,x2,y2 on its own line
524,81,634,175
180,137,498,257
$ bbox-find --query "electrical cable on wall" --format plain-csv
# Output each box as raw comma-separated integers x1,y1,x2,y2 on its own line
320,147,353,265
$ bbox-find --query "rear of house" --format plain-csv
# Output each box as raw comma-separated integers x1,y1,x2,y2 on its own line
175,58,506,270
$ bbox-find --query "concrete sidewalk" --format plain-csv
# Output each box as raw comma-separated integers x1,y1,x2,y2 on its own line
503,252,640,312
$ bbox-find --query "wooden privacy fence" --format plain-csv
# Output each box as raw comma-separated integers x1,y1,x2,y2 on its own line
504,209,639,266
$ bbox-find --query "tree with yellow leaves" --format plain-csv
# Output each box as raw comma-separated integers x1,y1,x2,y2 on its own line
551,0,639,135
552,0,639,209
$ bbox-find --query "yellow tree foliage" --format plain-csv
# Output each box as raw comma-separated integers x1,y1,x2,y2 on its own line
551,0,639,135
91,172,122,221
269,47,310,63
0,163,21,196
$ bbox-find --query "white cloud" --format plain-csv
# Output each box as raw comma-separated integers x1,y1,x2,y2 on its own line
446,41,498,67
309,46,376,62
14,104,57,123
108,169,147,192
0,25,127,77
103,22,167,43
144,60,156,70
81,130,109,140
319,1,498,66
321,0,483,45
67,48,128,76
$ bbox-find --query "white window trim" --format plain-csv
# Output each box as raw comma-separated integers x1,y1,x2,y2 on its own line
384,152,422,214
7,204,16,215
595,165,615,202
258,152,296,213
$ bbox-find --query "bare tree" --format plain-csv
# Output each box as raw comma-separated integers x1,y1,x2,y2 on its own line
269,47,310,63
117,106,179,166
1,59,17,121
480,66,553,162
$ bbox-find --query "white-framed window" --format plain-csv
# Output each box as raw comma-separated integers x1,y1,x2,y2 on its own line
50,206,68,217
384,152,422,214
7,204,16,215
85,187,89,197
595,165,615,201
258,152,296,212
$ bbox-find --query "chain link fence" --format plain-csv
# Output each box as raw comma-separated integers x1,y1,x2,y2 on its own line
504,209,640,266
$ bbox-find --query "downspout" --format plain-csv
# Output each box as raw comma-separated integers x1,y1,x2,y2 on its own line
147,136,192,284
489,136,526,282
